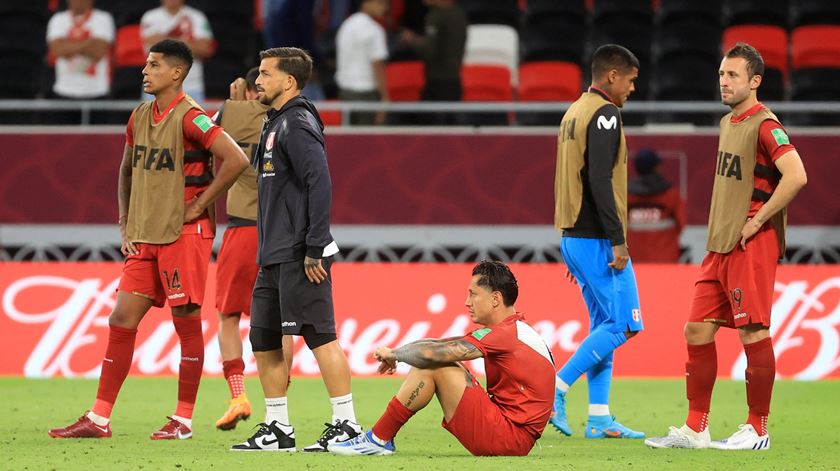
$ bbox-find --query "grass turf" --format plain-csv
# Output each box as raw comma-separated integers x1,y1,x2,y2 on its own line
4,377,838,470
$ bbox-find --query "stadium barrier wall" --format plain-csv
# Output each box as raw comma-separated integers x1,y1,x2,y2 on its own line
1,263,837,379
0,131,836,225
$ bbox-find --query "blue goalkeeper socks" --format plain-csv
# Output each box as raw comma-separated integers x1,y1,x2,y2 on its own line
587,351,614,406
557,328,627,388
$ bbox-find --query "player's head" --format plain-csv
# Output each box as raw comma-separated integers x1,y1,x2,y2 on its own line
466,261,518,324
362,0,389,19
143,39,193,95
634,148,662,175
244,67,260,100
256,47,313,106
590,44,639,108
161,0,185,11
720,42,764,109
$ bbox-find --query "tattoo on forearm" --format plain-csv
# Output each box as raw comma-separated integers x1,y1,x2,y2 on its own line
392,339,480,369
405,380,425,408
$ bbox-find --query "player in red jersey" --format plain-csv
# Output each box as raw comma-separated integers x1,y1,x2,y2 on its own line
49,39,249,440
329,261,556,456
646,43,807,451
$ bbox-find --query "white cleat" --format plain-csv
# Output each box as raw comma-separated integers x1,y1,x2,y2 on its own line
710,424,770,451
645,424,711,449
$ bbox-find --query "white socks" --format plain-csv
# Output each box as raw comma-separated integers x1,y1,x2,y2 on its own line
86,411,109,426
172,415,192,429
556,377,570,393
265,396,290,427
588,404,610,416
330,393,356,423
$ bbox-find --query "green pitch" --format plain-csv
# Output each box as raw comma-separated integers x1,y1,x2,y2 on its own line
5,377,837,470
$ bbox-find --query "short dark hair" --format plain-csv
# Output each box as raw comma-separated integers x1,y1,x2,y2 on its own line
149,39,194,78
591,44,640,78
259,47,313,90
245,67,260,92
472,260,518,307
725,42,765,78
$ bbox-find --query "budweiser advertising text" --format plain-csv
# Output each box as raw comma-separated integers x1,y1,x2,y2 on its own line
1,263,837,379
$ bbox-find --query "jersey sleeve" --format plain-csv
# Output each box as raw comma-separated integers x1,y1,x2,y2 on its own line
125,110,135,147
758,119,795,163
462,326,508,357
586,103,625,245
182,108,222,150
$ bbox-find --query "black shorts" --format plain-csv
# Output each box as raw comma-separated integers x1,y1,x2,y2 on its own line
250,257,336,335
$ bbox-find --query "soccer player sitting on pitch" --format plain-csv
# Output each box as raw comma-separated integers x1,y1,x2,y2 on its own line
645,43,807,451
329,261,556,456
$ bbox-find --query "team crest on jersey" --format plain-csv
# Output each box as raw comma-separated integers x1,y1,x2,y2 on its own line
632,309,641,322
266,132,276,150
263,160,275,172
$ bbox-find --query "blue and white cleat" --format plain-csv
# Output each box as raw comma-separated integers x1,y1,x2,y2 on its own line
549,390,572,436
710,424,770,451
327,430,395,456
584,416,645,439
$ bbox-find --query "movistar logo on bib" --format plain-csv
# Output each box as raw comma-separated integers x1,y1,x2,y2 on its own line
597,115,617,130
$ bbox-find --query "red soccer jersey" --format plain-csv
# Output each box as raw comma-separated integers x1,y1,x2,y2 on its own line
729,103,796,216
462,313,555,438
627,186,686,263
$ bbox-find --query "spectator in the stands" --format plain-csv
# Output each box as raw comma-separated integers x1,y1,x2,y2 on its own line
335,0,390,125
140,0,214,103
399,0,466,124
46,0,115,100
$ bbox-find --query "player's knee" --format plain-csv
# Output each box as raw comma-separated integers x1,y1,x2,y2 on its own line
249,326,283,352
108,309,142,329
684,322,714,344
300,324,337,350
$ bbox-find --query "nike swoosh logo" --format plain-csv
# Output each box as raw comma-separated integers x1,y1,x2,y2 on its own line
604,429,622,437
258,436,279,446
93,425,109,433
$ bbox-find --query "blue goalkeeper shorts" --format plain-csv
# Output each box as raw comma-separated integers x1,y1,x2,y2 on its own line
560,236,644,334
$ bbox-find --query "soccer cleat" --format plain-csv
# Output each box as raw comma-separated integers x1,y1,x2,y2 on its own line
302,419,363,452
216,393,252,431
710,424,770,451
645,424,711,449
49,413,112,439
230,421,296,452
328,430,395,456
585,416,645,439
549,390,572,436
150,417,192,440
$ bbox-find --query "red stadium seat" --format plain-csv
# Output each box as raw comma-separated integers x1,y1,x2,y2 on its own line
385,61,425,101
319,103,342,126
461,65,512,101
722,25,788,74
792,25,840,69
114,25,146,68
518,61,581,101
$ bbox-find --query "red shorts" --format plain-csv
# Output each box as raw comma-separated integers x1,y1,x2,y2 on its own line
118,225,214,308
688,224,779,328
442,377,535,456
215,225,259,315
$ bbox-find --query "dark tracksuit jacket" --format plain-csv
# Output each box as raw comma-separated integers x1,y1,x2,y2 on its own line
254,95,336,266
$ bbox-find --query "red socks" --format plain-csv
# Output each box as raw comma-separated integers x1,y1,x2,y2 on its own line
685,341,717,432
371,397,416,441
744,337,775,436
173,316,205,419
222,358,246,398
92,325,138,418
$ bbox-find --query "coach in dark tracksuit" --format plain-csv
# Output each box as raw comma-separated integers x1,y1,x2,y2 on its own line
232,47,360,453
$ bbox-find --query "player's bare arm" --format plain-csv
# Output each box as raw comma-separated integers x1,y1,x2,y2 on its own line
739,150,807,249
184,131,249,222
117,145,138,256
376,338,483,371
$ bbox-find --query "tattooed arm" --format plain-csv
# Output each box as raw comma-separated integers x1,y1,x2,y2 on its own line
374,337,483,371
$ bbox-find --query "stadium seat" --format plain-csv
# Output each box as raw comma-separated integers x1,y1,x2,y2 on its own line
0,53,43,98
789,68,840,125
593,0,653,25
520,9,585,64
590,16,652,102
724,0,790,27
385,61,425,101
658,0,722,25
722,25,788,74
0,13,47,56
652,55,719,125
791,25,840,69
526,0,586,19
0,0,48,15
460,65,512,125
517,61,581,126
204,57,243,100
792,0,840,27
460,0,520,28
111,66,143,99
655,19,721,65
114,25,146,68
518,62,581,101
464,24,519,85
318,103,342,126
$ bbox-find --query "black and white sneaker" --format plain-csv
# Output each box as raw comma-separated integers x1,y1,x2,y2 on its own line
302,419,363,452
230,421,296,452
